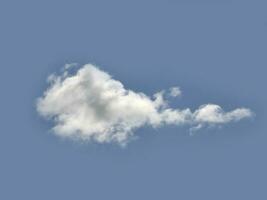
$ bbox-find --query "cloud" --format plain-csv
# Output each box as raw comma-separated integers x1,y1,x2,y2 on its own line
169,87,182,97
36,64,253,145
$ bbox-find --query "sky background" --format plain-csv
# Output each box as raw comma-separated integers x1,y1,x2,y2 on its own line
0,0,266,199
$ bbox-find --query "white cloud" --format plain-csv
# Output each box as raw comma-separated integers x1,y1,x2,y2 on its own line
36,64,253,145
169,87,182,97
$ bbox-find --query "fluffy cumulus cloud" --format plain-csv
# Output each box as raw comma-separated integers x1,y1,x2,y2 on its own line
37,64,253,145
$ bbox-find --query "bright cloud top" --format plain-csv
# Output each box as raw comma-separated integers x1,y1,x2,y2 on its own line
37,64,253,145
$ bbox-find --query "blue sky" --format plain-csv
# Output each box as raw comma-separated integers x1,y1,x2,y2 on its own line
0,0,266,199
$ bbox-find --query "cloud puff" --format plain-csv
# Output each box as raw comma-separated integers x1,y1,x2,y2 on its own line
169,87,182,97
37,64,253,145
